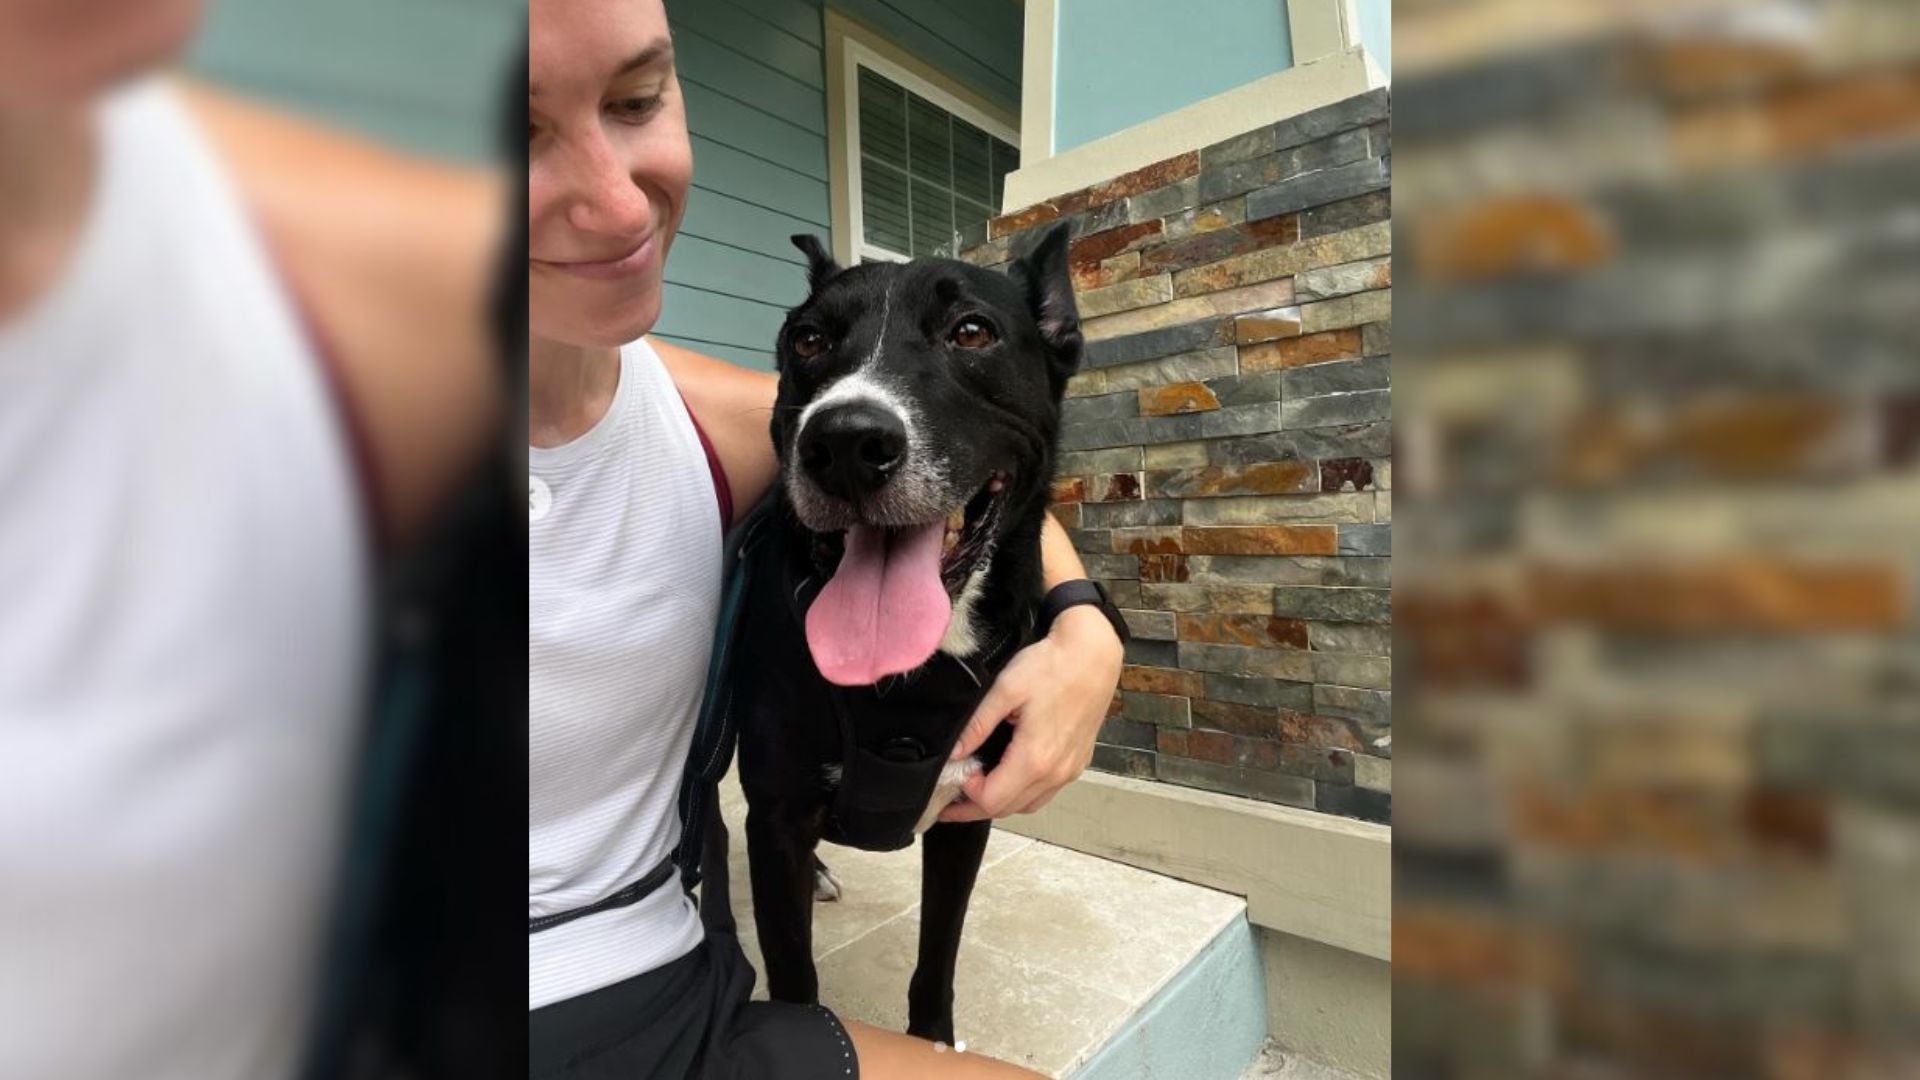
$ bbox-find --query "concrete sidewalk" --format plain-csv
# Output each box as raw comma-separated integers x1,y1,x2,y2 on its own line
715,772,1262,1077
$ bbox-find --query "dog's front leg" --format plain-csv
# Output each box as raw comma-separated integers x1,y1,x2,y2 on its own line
907,818,992,1043
746,802,825,1005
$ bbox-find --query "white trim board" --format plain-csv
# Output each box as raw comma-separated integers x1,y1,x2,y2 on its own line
1018,0,1057,158
1289,0,1362,63
994,769,1392,962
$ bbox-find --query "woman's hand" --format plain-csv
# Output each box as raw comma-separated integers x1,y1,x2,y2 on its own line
937,604,1124,823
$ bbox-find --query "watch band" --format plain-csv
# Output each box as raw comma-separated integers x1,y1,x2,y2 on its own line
1040,579,1131,645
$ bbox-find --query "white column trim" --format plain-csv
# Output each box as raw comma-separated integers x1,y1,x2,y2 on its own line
1019,0,1057,165
1287,0,1360,64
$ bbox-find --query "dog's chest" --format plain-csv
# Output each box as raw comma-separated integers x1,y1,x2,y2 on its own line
736,515,1028,849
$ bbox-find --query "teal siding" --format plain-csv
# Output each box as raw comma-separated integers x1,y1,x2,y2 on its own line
187,0,524,164
672,28,828,134
671,2,826,91
682,82,829,180
831,0,1021,113
689,135,831,224
658,0,1022,371
1054,0,1293,154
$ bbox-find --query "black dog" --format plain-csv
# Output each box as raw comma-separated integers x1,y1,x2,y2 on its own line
731,223,1081,1043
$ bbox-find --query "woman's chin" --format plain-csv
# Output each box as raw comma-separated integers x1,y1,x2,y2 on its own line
531,288,662,350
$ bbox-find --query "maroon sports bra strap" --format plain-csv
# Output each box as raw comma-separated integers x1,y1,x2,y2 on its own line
676,391,733,532
262,246,390,553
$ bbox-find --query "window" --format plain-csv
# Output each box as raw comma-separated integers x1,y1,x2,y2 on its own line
837,35,1019,264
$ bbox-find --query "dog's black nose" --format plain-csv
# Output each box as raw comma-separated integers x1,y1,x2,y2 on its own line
799,403,908,500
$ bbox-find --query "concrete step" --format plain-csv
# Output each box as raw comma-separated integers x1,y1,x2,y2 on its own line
716,773,1268,1078
1239,1040,1368,1080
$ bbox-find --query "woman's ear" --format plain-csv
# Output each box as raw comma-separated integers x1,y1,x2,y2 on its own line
790,234,842,292
1011,222,1083,376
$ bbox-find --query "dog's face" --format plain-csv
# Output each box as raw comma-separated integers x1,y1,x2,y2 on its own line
770,225,1081,685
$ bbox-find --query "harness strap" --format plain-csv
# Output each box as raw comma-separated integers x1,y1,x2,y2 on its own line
528,858,677,934
820,600,1031,852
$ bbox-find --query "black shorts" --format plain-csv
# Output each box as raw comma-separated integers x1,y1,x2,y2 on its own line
528,931,859,1080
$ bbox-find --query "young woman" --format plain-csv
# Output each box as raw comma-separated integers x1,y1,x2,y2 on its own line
0,1,507,1077
526,1,1125,1077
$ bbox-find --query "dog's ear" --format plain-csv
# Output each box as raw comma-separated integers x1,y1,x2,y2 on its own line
790,234,842,292
1010,222,1082,376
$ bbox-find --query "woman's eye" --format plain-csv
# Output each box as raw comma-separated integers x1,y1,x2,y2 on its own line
791,328,828,359
949,317,997,349
608,95,663,121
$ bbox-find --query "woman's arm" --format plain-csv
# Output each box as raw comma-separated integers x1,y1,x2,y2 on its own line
940,513,1125,823
186,80,507,549
650,337,782,518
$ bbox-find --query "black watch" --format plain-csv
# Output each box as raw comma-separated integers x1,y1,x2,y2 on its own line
1039,579,1131,645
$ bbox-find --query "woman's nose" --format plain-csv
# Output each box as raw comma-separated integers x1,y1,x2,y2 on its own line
564,130,652,238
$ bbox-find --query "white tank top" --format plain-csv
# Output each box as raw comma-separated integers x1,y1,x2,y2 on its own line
0,82,368,1077
528,339,724,1009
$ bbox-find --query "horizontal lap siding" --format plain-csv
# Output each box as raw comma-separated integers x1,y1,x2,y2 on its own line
660,0,827,369
830,0,1022,114
661,0,1022,371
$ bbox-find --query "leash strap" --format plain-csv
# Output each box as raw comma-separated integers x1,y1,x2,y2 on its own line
673,499,769,889
675,499,764,891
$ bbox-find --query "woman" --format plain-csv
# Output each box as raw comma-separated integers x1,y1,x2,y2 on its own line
0,1,508,1077
527,1,1125,1077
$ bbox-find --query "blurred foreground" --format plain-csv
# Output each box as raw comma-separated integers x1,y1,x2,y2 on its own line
1394,0,1920,1076
0,1,522,1075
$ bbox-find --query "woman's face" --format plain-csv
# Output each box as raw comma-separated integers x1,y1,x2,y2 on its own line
0,0,202,107
528,0,692,350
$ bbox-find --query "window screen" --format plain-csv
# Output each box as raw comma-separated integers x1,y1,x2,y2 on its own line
857,67,1017,260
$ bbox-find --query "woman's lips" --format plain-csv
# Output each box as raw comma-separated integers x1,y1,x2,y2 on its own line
534,234,656,280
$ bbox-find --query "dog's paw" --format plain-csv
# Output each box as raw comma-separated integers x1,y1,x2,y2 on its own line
812,861,844,903
913,756,984,834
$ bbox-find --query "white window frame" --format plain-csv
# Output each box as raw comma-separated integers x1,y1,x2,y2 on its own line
834,28,1020,265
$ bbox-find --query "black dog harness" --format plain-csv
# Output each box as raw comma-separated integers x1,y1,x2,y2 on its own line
796,589,1027,853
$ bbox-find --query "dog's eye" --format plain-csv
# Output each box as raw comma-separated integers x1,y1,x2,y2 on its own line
791,327,829,359
949,317,997,350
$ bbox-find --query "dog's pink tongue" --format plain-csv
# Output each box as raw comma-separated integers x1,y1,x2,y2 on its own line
806,522,952,686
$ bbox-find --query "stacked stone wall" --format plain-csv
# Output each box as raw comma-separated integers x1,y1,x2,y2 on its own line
960,89,1394,823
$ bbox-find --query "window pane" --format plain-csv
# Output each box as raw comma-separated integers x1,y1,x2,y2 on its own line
854,64,1018,259
906,92,951,187
909,176,952,258
862,158,911,255
858,68,906,167
952,119,991,207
